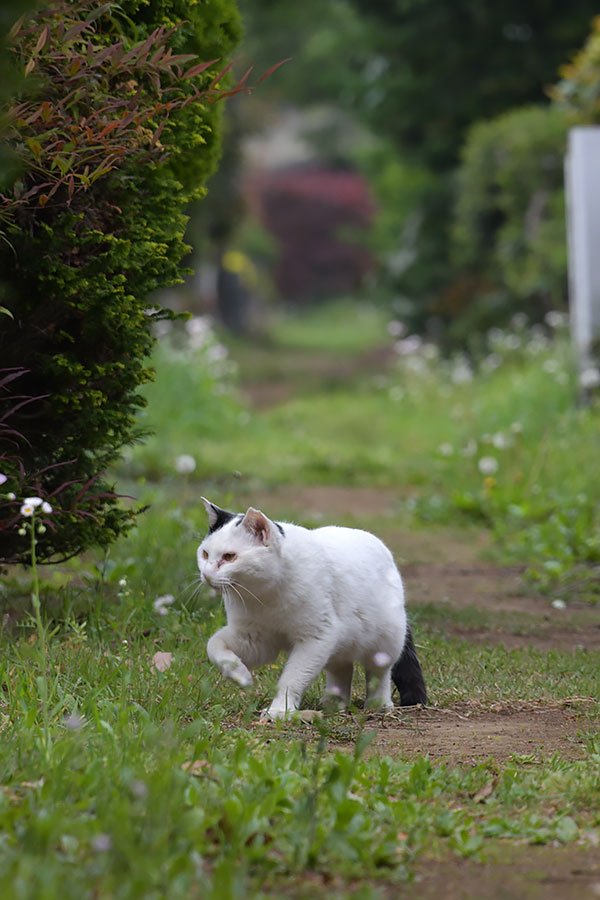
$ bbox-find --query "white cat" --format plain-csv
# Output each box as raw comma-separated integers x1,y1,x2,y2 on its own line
198,498,427,720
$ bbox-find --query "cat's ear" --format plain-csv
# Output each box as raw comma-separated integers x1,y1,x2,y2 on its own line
241,507,271,545
201,497,235,532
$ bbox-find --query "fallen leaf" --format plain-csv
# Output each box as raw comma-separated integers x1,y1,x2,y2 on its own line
298,709,323,723
151,651,173,672
472,781,495,803
182,759,212,776
20,778,44,790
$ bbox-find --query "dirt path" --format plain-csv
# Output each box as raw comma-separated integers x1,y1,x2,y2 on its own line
367,702,592,764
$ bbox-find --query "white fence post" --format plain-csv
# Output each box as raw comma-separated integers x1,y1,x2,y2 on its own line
565,126,600,400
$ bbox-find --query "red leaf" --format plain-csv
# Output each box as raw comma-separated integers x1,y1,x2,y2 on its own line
33,26,49,55
209,59,235,89
183,58,220,79
256,58,292,84
231,65,254,91
64,22,89,42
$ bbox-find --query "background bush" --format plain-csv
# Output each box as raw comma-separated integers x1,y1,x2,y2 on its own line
449,105,568,345
0,0,241,565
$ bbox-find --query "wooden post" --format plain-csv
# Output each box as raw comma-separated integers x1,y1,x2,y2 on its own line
565,126,600,401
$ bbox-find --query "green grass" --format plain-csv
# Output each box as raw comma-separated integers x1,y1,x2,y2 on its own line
2,300,600,898
0,583,599,899
126,309,600,597
268,299,389,354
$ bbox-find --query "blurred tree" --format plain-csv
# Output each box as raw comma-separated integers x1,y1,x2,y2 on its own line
236,0,597,338
350,0,597,171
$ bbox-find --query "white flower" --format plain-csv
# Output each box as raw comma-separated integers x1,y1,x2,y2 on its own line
509,422,523,435
551,598,566,610
450,359,473,384
492,432,511,450
545,311,568,329
153,594,175,616
118,578,127,587
174,454,196,474
438,443,454,457
186,316,211,340
91,834,112,853
206,343,228,363
387,320,406,338
543,359,560,374
580,367,600,390
481,353,503,372
373,652,392,669
478,456,499,475
20,502,35,517
511,312,528,330
0,474,6,486
64,713,85,730
504,334,522,351
461,439,477,458
7,492,15,501
394,335,422,355
41,501,52,514
23,496,43,507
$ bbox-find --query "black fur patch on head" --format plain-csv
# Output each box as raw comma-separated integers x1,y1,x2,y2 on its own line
207,504,241,535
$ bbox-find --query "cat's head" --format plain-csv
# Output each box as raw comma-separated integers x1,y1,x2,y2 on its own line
197,498,283,593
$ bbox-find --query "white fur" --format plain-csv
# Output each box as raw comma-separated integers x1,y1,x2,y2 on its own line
198,501,408,720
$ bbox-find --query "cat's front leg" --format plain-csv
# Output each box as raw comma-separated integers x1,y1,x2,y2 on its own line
267,638,333,720
207,626,254,687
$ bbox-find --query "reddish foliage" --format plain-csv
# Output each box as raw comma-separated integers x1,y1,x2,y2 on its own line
247,167,375,302
2,0,288,224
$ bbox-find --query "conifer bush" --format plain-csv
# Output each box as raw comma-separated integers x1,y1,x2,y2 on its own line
0,0,243,564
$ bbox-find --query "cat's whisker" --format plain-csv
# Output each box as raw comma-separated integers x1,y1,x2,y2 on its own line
179,577,205,602
224,582,247,613
229,579,265,607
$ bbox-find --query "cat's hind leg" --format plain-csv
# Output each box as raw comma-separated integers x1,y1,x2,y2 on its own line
364,661,394,710
323,662,353,708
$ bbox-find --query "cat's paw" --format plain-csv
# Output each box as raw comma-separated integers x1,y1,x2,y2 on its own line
221,660,253,688
262,704,297,722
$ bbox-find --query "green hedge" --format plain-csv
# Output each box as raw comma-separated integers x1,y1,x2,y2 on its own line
0,0,241,565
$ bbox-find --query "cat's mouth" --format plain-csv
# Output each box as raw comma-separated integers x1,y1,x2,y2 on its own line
204,574,224,593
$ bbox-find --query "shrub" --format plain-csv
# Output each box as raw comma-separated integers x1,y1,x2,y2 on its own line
552,15,600,122
0,0,243,565
449,105,568,345
247,167,375,303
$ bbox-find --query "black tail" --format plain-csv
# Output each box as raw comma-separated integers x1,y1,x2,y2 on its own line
391,625,427,706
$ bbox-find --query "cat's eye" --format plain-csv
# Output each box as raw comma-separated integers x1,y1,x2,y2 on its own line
221,552,236,562
202,550,208,560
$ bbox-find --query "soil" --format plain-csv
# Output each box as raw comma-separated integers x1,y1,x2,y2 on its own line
366,703,592,764
279,847,600,900
407,847,600,900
